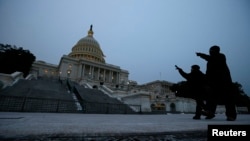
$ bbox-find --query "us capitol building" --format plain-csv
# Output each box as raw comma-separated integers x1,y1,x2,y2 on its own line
31,25,129,87
29,25,203,113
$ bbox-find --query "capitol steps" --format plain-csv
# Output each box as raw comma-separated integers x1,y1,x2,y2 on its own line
73,84,138,114
0,78,140,114
0,78,78,113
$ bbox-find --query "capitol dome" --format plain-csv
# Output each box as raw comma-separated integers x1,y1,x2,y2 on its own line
69,25,105,63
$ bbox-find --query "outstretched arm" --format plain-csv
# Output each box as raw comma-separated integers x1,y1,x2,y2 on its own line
175,65,189,80
196,52,210,61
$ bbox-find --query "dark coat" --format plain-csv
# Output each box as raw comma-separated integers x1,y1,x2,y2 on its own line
177,69,206,98
198,52,234,103
197,53,232,86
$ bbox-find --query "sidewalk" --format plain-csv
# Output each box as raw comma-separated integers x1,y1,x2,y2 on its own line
0,112,250,140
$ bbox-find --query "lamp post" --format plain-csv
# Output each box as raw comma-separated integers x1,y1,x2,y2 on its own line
127,81,130,91
88,72,91,81
67,70,71,80
58,71,62,82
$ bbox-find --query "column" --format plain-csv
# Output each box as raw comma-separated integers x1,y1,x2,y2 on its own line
110,71,113,83
91,66,95,80
103,69,106,82
97,67,100,81
89,66,93,79
82,64,85,79
117,72,120,84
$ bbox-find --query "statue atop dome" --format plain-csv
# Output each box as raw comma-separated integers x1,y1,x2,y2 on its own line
90,25,93,31
88,24,94,36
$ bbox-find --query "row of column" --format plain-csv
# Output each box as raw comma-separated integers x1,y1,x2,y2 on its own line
78,64,120,84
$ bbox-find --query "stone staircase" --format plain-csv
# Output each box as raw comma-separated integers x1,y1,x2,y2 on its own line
0,78,78,112
73,84,138,114
0,78,139,114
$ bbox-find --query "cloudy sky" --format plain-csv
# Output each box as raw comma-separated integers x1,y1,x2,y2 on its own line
0,0,249,95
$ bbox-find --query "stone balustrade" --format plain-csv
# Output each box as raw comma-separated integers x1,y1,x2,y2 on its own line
0,71,23,89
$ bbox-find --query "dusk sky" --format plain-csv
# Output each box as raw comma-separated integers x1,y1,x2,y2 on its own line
0,0,249,95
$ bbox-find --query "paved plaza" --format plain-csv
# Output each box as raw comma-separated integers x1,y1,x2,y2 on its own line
0,112,250,140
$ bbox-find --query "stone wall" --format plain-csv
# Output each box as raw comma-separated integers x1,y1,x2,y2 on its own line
165,97,196,113
121,93,151,112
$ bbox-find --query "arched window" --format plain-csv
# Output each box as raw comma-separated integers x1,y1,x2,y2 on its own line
170,103,176,112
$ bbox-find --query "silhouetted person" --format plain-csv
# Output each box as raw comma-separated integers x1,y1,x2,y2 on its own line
175,65,206,120
196,45,237,121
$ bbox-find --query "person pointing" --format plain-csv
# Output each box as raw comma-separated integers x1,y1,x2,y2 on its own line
196,45,237,121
